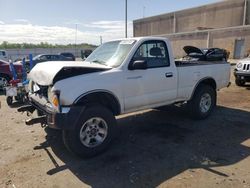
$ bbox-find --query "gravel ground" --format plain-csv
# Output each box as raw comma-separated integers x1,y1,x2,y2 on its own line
0,67,250,188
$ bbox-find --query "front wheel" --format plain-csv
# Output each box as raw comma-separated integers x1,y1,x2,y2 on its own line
6,96,13,106
187,85,216,119
62,105,117,158
235,78,245,87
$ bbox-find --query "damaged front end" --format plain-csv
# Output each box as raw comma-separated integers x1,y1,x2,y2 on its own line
18,81,83,130
18,81,55,127
17,61,110,129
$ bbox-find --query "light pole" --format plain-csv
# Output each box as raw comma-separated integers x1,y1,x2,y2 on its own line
143,6,145,18
125,0,127,38
100,36,103,45
75,24,77,57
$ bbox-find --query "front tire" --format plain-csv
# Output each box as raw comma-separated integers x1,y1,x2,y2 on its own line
188,85,216,119
6,96,13,106
62,105,117,158
235,78,245,87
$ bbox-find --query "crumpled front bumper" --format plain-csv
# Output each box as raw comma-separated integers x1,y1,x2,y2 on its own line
28,93,84,130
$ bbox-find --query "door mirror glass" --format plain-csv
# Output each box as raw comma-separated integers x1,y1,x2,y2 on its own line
129,60,147,70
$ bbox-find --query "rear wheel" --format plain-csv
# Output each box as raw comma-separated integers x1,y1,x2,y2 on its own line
235,78,245,87
62,105,116,158
187,85,216,119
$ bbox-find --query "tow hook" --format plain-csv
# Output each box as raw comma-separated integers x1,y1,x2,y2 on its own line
17,105,36,114
25,116,46,126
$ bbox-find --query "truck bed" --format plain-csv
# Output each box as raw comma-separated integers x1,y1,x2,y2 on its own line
175,60,228,67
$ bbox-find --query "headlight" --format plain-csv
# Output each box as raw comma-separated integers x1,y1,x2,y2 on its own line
236,63,243,69
48,87,61,112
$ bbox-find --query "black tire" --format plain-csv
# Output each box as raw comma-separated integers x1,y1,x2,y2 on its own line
62,105,117,158
6,96,13,106
187,85,216,120
235,78,245,87
0,74,10,90
14,95,21,101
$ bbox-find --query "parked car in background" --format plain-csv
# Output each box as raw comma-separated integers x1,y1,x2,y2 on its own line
234,57,250,86
25,54,71,70
59,52,75,61
0,60,23,89
81,49,93,59
84,49,93,58
0,50,8,61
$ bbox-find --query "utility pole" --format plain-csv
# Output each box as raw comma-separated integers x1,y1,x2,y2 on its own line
125,0,127,38
75,24,77,57
143,6,145,18
100,36,103,45
243,0,247,25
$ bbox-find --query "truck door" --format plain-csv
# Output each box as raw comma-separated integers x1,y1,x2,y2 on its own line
123,40,178,112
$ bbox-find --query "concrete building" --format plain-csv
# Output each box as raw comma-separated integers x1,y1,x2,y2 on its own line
133,0,250,59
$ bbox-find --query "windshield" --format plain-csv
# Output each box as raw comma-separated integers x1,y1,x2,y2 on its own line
85,40,136,68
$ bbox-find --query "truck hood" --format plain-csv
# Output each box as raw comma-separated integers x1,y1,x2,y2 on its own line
183,46,204,55
28,61,111,86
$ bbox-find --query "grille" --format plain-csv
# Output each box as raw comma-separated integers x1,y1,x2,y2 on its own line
243,64,250,71
32,82,48,98
38,85,48,98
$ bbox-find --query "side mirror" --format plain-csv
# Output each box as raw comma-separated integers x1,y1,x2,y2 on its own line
129,60,147,70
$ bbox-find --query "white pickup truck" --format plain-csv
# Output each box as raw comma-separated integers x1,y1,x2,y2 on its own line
20,37,230,157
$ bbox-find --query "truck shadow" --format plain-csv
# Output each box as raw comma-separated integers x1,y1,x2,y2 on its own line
244,84,250,90
36,106,250,188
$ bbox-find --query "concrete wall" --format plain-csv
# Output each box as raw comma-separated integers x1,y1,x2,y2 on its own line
134,14,175,36
175,0,245,32
134,0,247,37
133,0,250,59
167,32,208,58
162,26,250,58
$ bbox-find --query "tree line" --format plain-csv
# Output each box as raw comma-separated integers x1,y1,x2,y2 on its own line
0,41,97,49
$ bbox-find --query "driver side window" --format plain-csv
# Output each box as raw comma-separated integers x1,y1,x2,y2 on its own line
132,40,170,68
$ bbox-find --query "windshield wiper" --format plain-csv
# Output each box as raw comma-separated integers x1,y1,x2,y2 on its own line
92,59,106,65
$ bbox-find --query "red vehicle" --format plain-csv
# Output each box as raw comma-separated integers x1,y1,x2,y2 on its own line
0,60,23,89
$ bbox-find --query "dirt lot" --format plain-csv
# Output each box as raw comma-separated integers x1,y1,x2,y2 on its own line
0,68,250,188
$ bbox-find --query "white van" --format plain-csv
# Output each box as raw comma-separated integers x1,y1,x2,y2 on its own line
0,50,8,61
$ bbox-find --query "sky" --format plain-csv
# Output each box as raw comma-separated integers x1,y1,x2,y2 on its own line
0,0,222,45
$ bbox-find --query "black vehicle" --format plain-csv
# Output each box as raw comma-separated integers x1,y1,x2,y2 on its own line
183,46,229,61
59,52,75,61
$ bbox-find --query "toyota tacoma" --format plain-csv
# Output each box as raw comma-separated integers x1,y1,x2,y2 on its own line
20,37,231,157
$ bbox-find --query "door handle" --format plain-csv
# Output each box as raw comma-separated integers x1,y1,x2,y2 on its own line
165,72,173,77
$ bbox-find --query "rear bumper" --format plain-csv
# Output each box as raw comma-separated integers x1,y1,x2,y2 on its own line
29,93,84,130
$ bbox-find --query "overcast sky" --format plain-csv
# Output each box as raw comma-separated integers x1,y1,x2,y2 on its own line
0,0,221,45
